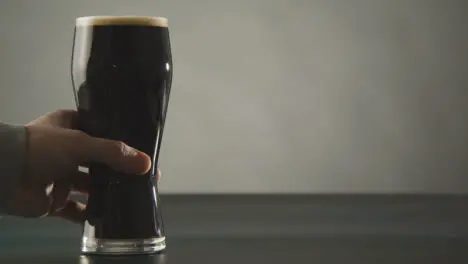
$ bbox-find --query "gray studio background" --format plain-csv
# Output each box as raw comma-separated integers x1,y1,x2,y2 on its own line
0,0,467,194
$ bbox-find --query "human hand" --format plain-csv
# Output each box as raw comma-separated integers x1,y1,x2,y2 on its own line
6,109,160,224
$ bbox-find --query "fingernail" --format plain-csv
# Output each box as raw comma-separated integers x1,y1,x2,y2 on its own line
129,148,139,156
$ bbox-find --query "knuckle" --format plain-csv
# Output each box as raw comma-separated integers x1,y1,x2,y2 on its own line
55,109,73,116
113,141,128,155
55,109,78,128
56,109,76,119
71,130,88,140
59,109,76,115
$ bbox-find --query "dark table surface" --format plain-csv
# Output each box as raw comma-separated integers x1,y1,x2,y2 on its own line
1,236,467,264
1,195,467,263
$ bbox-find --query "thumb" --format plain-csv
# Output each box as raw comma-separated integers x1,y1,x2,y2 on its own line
75,133,152,174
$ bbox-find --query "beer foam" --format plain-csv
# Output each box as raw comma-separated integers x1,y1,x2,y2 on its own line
76,16,168,27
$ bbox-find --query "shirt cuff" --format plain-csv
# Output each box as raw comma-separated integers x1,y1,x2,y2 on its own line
0,123,27,214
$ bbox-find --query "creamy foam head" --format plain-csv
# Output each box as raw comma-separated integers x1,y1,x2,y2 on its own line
76,16,168,27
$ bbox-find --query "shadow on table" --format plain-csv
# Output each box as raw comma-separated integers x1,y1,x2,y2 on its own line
1,254,168,264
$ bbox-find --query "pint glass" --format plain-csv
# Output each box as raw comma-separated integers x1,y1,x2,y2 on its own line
71,16,172,255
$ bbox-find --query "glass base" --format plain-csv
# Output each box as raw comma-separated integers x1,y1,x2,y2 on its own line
81,236,166,255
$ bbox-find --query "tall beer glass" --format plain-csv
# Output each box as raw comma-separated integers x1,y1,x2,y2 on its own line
71,16,172,255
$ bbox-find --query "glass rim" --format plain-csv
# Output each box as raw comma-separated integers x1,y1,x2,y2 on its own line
75,16,168,28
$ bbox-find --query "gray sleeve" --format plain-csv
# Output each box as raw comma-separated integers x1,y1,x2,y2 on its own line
0,123,27,214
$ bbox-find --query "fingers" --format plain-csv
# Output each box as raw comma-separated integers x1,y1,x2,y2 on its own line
70,170,91,193
53,200,87,225
49,180,72,213
54,168,162,225
75,134,152,175
70,167,161,194
7,184,52,218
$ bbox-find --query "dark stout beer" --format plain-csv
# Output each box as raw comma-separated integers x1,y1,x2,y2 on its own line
72,16,172,254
